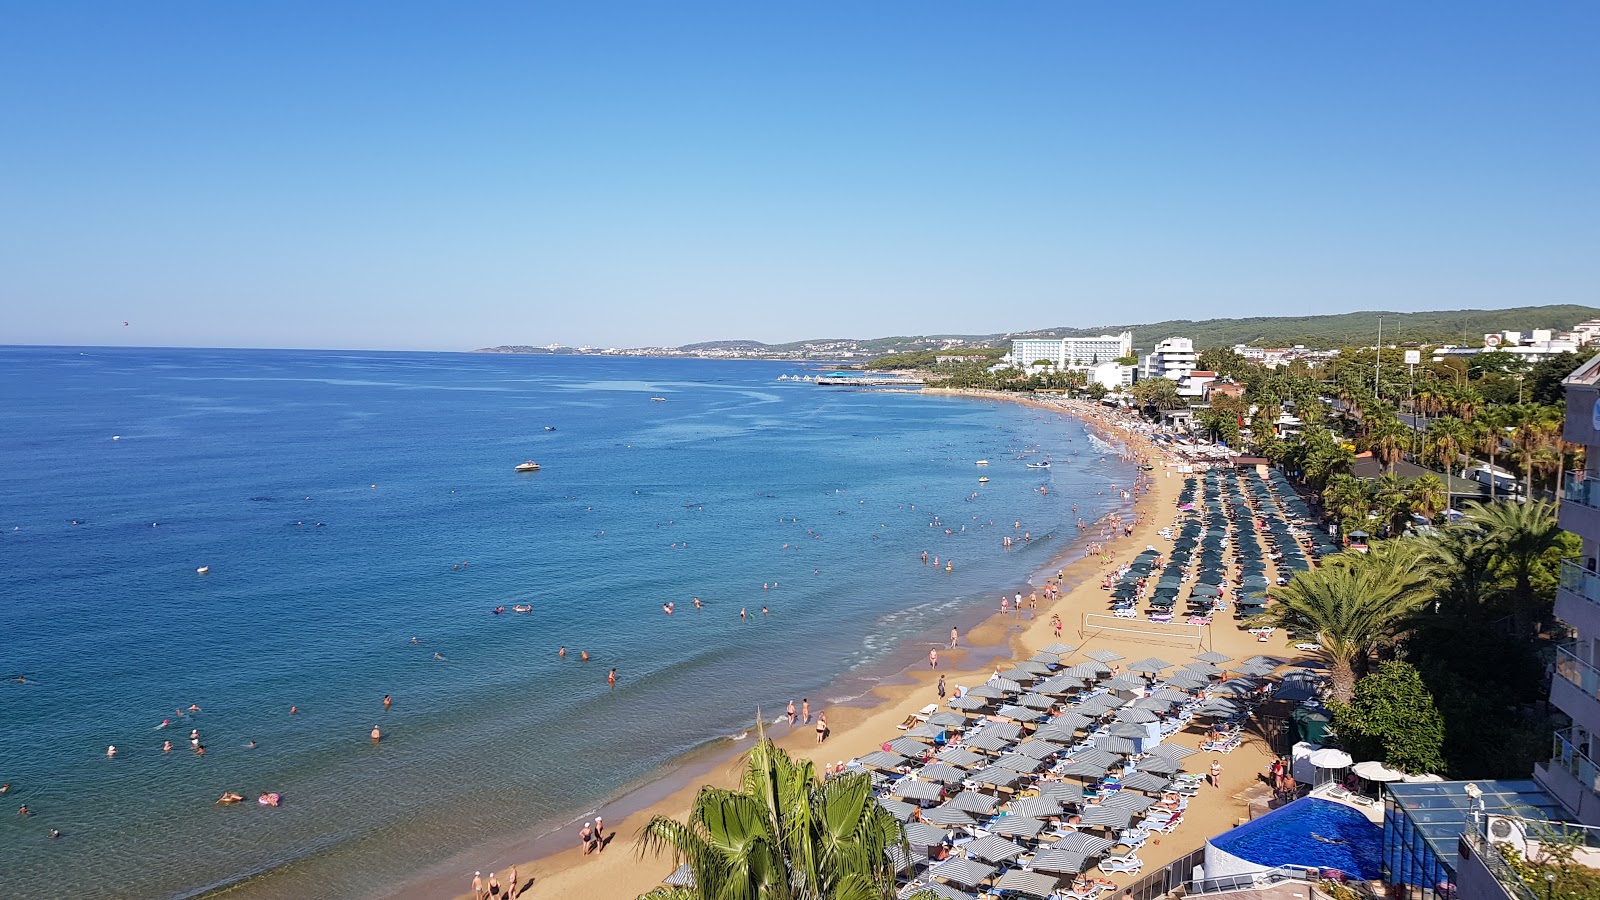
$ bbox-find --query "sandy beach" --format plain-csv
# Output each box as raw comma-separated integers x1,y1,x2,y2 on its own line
438,393,1304,900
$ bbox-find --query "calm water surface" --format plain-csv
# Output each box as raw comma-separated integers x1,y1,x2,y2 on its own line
0,348,1131,898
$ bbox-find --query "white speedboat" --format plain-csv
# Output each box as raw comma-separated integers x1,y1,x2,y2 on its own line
1026,461,1051,469
976,460,989,466
515,461,541,472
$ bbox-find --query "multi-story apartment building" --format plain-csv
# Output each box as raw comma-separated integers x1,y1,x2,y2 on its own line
1140,336,1198,382
1536,355,1600,825
1008,332,1134,369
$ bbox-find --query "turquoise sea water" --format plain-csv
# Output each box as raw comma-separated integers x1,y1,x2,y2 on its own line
0,348,1131,899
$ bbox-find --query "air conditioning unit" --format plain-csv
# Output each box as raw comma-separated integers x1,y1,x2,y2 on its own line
1485,816,1529,858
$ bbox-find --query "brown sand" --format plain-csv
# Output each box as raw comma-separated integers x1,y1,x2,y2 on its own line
448,394,1305,900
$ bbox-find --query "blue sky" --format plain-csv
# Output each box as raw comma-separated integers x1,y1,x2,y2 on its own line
2,2,1596,350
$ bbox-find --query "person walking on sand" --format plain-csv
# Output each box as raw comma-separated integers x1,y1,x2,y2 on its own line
937,675,946,700
487,871,501,898
802,698,810,724
580,821,596,855
507,864,518,899
929,648,938,668
815,712,829,743
950,626,958,648
595,815,605,848
787,699,796,727
1210,758,1223,787
471,871,484,900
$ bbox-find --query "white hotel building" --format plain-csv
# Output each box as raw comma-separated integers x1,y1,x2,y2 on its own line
1005,333,1136,390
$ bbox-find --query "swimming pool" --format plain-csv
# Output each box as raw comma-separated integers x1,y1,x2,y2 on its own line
1208,798,1385,882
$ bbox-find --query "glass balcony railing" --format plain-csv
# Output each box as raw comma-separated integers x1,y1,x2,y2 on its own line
1551,728,1600,797
1565,471,1600,508
1560,559,1600,607
1555,644,1600,703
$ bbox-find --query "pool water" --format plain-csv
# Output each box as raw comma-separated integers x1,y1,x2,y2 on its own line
1211,798,1385,881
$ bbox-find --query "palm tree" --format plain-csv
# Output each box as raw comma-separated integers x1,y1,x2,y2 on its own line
1369,418,1410,475
1424,417,1469,480
1509,405,1556,499
1424,522,1503,618
1322,474,1372,531
1473,410,1509,501
1254,540,1437,702
1374,473,1413,536
1407,474,1448,522
1463,500,1564,626
638,740,912,900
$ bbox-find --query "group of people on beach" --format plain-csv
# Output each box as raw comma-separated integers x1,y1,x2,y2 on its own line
468,863,519,899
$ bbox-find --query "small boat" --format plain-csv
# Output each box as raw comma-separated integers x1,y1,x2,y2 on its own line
196,566,210,575
1026,461,1051,469
544,426,556,431
515,461,541,472
978,476,990,484
976,460,989,466
650,397,667,402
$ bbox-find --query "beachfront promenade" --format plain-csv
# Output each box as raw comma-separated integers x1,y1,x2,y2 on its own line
461,402,1326,900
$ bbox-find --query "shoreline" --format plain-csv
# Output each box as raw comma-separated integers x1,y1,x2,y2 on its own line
415,391,1202,900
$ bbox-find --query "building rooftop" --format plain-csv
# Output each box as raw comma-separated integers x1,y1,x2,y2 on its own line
1387,779,1566,864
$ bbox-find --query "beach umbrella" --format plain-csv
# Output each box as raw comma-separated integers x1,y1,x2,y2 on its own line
923,803,978,827
893,778,945,802
1076,804,1134,829
986,722,1025,742
929,712,968,728
1103,674,1144,692
1127,657,1174,673
886,736,927,756
1106,723,1148,739
1093,735,1138,755
1017,692,1057,710
902,883,976,900
1029,652,1063,664
1102,791,1156,813
993,870,1060,898
860,750,910,770
887,843,923,876
1131,696,1176,712
1209,678,1260,697
985,814,1048,839
1114,708,1158,724
904,821,950,847
1136,755,1182,775
877,797,918,821
948,695,989,711
1191,584,1221,598
965,731,1017,753
1051,832,1116,855
1309,748,1354,769
1166,672,1210,690
1352,760,1407,783
1194,651,1232,664
1242,655,1285,669
990,676,1027,692
1074,695,1122,716
994,753,1047,774
1148,688,1189,702
1038,781,1085,805
968,684,1009,699
970,766,1023,790
965,834,1025,864
1017,660,1056,676
1041,642,1077,655
1007,795,1063,817
931,856,996,888
947,790,1002,815
995,705,1044,723
1042,711,1094,733
918,762,968,784
936,747,985,769
1147,742,1197,760
1064,662,1110,678
1194,698,1248,719
1184,662,1223,676
663,863,695,888
906,724,947,740
1014,739,1065,760
1119,771,1171,793
1085,650,1125,663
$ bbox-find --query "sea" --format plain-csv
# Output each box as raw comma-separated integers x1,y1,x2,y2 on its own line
0,347,1133,899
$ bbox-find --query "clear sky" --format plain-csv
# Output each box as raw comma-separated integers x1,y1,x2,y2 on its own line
3,2,1596,350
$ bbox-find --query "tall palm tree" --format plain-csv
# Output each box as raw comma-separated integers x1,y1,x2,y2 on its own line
1407,474,1448,522
1255,540,1437,702
1473,410,1509,501
1424,522,1503,618
1509,405,1555,499
1463,499,1564,625
1370,418,1410,475
1424,417,1469,480
638,740,912,900
1322,474,1372,532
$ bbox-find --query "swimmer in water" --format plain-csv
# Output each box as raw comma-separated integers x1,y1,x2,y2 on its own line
163,741,172,752
290,706,298,715
411,637,420,644
188,704,200,713
693,597,702,609
740,607,747,621
559,646,567,658
608,668,617,686
433,653,444,660
580,650,589,662
383,695,391,711
761,606,768,615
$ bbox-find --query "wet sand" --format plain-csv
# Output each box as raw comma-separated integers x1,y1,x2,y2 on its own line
430,395,1304,900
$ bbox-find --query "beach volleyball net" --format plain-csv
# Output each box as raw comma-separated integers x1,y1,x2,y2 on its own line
1080,613,1204,648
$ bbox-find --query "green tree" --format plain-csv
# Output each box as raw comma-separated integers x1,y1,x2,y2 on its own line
1330,661,1447,774
1368,417,1411,475
1423,523,1502,616
1255,540,1437,702
1463,499,1564,626
1196,347,1256,382
638,740,913,900
1321,474,1372,532
1406,474,1448,522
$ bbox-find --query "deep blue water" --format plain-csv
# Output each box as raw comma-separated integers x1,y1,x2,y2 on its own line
0,348,1131,899
1211,798,1385,881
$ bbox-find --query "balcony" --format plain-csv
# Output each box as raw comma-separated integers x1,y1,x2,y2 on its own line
1551,729,1600,798
1554,645,1600,733
1567,472,1600,508
1561,560,1600,609
1562,473,1600,544
1557,645,1600,700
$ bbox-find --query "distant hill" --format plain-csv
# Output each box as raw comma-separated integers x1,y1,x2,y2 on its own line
476,304,1599,359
